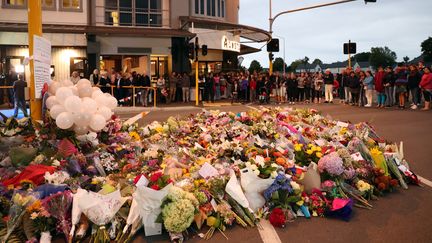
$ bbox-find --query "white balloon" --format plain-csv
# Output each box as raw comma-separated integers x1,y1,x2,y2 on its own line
64,96,82,113
73,111,92,127
81,97,97,114
46,96,58,109
94,95,108,107
77,79,92,87
55,87,73,104
62,80,74,87
73,125,89,135
97,106,113,121
78,84,93,98
70,86,79,96
89,114,106,131
107,97,118,109
92,90,103,100
48,82,60,96
50,104,66,119
56,112,74,129
92,87,101,92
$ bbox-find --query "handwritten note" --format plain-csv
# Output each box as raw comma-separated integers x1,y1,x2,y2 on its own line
199,162,219,178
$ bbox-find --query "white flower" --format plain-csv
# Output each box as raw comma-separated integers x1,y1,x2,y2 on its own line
253,169,260,176
44,171,70,185
290,181,301,191
245,161,251,168
250,164,258,171
271,163,278,168
52,160,60,167
271,171,278,178
255,156,265,167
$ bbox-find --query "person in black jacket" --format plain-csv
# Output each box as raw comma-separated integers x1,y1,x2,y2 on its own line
141,71,151,106
383,66,395,107
347,71,360,105
286,72,298,104
407,64,422,109
323,68,334,103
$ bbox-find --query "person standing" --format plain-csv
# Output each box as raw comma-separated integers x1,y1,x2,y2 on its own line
394,64,408,109
347,71,360,106
220,73,227,99
70,71,80,85
419,66,432,110
214,73,221,100
249,75,257,103
89,69,100,86
314,73,324,103
297,72,306,103
286,73,297,104
205,73,215,103
323,69,334,103
383,66,395,107
304,72,312,103
6,68,18,108
168,72,178,103
363,70,374,107
407,65,422,109
374,66,386,108
181,72,190,103
13,74,28,117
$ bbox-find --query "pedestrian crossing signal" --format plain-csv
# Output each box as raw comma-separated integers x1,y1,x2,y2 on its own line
202,45,208,56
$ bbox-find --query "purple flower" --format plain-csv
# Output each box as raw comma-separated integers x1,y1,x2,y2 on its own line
318,152,344,176
264,174,292,201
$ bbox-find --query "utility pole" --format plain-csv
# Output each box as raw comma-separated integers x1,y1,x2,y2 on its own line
268,0,273,75
195,37,199,106
348,40,352,68
28,0,42,120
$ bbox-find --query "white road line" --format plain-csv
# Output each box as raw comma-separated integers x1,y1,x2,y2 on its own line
258,220,282,243
124,111,149,126
418,175,432,188
246,105,259,110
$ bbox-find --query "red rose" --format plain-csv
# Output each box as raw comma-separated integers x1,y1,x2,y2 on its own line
133,174,143,185
150,184,160,190
269,208,286,228
150,172,163,183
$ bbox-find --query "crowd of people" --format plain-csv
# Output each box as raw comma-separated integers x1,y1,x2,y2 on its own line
83,61,432,111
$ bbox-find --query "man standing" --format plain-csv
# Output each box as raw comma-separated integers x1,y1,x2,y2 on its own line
323,68,334,103
13,74,28,117
182,72,190,103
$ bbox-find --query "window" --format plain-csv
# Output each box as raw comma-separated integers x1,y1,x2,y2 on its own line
194,0,224,18
105,0,162,27
42,0,56,10
2,0,27,8
60,0,82,11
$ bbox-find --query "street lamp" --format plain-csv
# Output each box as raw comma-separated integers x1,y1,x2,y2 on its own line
268,0,376,74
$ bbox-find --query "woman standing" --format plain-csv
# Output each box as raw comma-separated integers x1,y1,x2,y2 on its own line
407,65,422,109
394,64,408,109
419,66,432,110
363,70,374,107
286,73,297,104
297,72,306,102
383,67,395,107
249,75,257,103
314,73,324,103
304,72,312,103
358,71,366,107
348,71,360,106
214,73,221,100
374,66,386,108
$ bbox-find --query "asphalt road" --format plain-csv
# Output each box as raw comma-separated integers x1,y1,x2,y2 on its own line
116,102,432,243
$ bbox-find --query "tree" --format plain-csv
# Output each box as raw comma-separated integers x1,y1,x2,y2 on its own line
421,37,432,62
312,58,323,65
288,59,304,72
303,56,310,66
368,46,397,69
272,57,287,72
403,56,410,64
352,52,371,62
248,60,263,73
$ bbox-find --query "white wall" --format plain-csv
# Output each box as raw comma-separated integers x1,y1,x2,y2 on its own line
0,1,88,25
97,36,171,55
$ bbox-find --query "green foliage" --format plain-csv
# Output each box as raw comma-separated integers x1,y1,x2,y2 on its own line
403,56,410,64
421,37,432,62
369,46,397,69
352,52,371,62
248,60,263,73
288,59,304,72
312,58,323,65
272,57,286,72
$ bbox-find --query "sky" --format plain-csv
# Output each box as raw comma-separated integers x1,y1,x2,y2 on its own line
239,0,432,68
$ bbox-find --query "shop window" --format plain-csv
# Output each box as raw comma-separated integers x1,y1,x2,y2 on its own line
105,0,162,27
151,56,168,79
2,0,27,8
60,0,82,11
42,0,56,10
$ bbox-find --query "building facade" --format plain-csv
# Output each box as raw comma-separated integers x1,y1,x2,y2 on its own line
0,0,269,82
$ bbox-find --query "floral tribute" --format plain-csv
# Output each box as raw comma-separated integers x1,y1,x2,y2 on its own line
0,107,420,242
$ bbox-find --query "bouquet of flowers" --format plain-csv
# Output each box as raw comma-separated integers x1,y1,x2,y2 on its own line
42,190,73,242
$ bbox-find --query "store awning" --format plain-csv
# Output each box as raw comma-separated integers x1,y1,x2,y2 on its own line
179,16,271,43
240,44,261,55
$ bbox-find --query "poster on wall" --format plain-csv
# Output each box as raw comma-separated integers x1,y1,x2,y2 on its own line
33,35,51,99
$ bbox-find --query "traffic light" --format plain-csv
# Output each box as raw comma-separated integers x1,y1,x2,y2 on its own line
188,42,195,60
267,38,279,52
343,42,356,54
364,0,377,3
202,45,208,56
269,53,274,61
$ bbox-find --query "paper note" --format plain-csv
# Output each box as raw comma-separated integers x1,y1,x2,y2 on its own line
351,152,364,161
199,162,219,178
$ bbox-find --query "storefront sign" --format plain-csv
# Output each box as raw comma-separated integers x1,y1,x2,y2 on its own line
33,35,51,99
221,35,240,53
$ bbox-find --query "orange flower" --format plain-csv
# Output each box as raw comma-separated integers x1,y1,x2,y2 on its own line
276,157,286,166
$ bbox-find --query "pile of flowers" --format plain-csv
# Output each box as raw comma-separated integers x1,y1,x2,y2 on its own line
0,107,420,242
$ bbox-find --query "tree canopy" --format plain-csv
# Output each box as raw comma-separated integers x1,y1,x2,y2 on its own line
421,37,432,62
369,46,397,69
248,60,263,73
312,58,323,65
272,57,287,72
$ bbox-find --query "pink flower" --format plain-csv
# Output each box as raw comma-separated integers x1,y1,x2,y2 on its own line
317,152,344,176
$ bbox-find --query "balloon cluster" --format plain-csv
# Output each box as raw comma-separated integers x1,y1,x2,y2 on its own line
46,79,117,134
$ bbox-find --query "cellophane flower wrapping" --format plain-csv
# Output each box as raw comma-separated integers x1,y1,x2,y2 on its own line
134,184,172,236
240,168,274,212
3,191,39,243
42,190,73,242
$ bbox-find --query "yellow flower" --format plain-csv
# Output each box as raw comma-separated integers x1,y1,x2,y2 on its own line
296,200,304,206
316,152,323,158
370,147,382,156
294,143,303,152
356,180,371,192
274,134,280,139
155,126,164,133
129,131,141,141
27,200,42,213
316,147,322,152
306,149,313,155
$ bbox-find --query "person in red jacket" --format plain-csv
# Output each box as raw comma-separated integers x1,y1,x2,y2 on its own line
374,66,385,108
419,66,432,110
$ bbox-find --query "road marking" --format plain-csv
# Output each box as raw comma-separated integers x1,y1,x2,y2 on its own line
258,219,282,243
418,175,432,188
124,111,149,126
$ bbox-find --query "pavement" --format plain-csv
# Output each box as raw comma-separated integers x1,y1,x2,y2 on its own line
115,101,432,243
